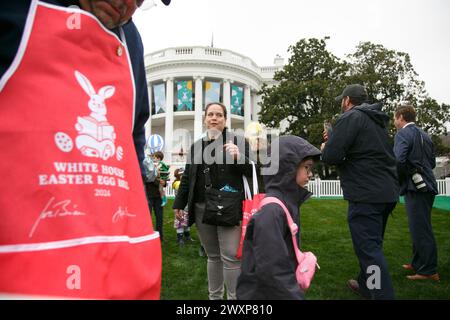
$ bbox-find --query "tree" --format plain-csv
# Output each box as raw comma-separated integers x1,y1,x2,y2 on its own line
258,37,348,148
259,38,450,177
432,135,450,157
347,42,449,136
415,98,450,136
346,42,424,108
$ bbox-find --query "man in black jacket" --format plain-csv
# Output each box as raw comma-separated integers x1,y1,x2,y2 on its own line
321,84,399,299
393,105,439,281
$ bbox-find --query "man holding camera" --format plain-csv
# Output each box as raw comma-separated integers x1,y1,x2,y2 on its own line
321,84,399,300
393,105,439,281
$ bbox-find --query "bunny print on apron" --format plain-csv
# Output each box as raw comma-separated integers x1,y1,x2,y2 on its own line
0,1,161,299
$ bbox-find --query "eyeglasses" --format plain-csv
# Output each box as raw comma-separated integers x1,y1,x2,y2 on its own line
300,164,314,175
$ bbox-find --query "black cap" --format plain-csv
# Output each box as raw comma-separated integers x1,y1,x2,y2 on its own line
161,0,171,5
335,84,368,102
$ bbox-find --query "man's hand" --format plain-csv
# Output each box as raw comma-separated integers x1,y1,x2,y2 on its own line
224,140,240,160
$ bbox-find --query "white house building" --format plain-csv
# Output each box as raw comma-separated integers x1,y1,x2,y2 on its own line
144,46,283,168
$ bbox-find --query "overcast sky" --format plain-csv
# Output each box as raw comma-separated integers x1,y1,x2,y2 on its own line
133,0,450,108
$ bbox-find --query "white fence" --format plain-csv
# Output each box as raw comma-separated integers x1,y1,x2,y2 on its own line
307,178,449,197
437,178,450,196
166,178,450,198
306,179,343,198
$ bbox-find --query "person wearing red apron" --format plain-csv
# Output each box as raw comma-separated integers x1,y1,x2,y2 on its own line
0,1,164,299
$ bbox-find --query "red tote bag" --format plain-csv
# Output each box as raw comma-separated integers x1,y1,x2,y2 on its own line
236,161,265,259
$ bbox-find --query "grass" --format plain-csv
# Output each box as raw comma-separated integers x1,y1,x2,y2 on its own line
156,199,450,300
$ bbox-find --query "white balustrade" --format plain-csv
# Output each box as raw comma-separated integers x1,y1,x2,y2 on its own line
164,178,449,199
145,46,276,78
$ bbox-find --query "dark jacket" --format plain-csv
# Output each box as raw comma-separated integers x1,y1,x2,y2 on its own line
321,103,399,203
172,128,251,226
394,123,438,195
145,179,166,199
0,0,149,176
237,135,321,300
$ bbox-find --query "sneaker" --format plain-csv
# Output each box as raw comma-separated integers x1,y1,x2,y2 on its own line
161,196,167,207
184,231,194,242
407,273,440,281
347,279,360,295
402,264,415,272
176,234,185,246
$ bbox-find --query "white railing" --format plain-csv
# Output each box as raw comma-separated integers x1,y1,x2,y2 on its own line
307,179,343,198
166,184,174,197
204,48,222,56
145,46,263,76
165,178,450,198
439,177,450,196
175,48,193,55
260,66,281,73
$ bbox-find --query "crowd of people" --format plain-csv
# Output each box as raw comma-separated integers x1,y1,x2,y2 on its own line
166,88,440,300
0,0,441,300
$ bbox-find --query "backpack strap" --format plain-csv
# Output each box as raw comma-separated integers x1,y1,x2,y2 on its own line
260,196,304,263
242,161,258,200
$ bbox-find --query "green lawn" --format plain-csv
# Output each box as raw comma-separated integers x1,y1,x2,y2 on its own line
157,199,450,300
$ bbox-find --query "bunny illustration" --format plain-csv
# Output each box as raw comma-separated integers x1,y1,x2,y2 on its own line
74,70,117,160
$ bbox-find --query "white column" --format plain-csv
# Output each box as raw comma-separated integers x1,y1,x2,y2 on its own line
194,76,204,141
252,91,259,122
145,82,152,142
164,77,174,164
253,92,261,122
446,177,450,196
223,79,232,129
244,85,251,130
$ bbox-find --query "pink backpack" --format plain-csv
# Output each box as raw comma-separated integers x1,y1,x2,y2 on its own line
260,197,320,291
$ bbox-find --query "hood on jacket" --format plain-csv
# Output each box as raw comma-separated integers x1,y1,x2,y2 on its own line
353,102,390,128
263,135,321,214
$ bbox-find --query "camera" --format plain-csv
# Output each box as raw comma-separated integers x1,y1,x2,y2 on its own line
323,121,332,142
412,172,428,192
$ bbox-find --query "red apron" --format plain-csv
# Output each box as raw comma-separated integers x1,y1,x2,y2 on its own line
0,1,161,299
